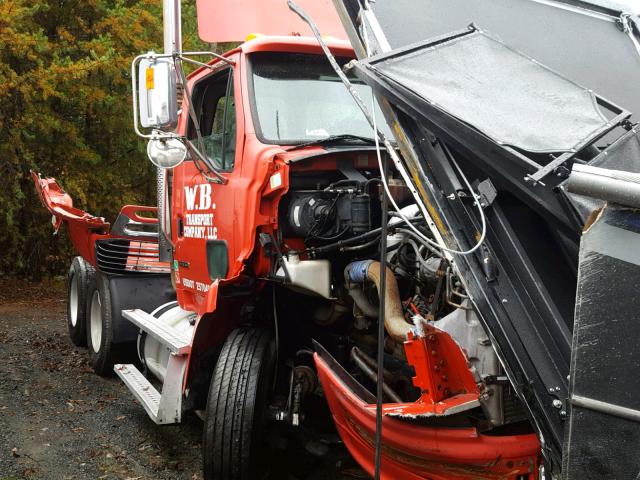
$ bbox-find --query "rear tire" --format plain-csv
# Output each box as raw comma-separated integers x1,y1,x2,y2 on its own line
86,272,115,376
67,257,95,347
203,327,276,480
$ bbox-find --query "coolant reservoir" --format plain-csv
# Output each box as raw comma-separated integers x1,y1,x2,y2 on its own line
276,253,332,299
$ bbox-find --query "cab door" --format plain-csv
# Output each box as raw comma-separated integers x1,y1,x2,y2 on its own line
172,60,241,312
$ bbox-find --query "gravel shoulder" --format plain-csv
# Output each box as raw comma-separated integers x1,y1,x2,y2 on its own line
0,280,203,480
0,281,365,480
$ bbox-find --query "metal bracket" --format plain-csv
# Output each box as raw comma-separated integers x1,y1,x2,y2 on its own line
476,178,497,208
158,353,188,424
547,386,568,419
618,13,640,61
111,214,158,240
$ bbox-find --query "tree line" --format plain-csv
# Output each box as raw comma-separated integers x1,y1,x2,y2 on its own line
0,0,206,279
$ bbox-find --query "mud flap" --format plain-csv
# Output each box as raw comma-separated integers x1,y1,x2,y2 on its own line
107,274,176,344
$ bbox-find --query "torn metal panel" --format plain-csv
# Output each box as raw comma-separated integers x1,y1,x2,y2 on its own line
563,205,640,479
435,303,515,427
400,325,481,417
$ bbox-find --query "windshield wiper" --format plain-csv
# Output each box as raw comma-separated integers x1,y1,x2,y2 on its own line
286,134,377,151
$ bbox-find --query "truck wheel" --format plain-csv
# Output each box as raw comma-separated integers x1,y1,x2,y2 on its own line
203,328,276,480
86,273,115,376
67,256,95,347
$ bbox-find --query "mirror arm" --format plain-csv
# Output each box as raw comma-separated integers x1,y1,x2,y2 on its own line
179,53,235,69
175,57,206,153
181,51,235,66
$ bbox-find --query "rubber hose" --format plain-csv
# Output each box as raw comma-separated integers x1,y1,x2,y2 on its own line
347,260,412,342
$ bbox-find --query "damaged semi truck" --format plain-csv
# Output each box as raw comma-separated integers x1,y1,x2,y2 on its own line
32,0,640,479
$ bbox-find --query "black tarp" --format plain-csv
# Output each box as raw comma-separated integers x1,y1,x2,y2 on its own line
368,0,640,120
368,30,611,153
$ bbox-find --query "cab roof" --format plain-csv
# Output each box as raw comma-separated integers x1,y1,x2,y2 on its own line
186,35,355,81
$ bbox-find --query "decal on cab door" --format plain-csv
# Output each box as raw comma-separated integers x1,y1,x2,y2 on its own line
183,184,218,240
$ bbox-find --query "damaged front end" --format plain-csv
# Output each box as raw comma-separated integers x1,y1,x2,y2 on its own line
308,258,540,479
311,258,541,479
315,338,540,480
300,1,640,478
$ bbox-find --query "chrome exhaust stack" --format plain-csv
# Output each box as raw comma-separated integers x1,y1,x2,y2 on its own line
157,0,182,262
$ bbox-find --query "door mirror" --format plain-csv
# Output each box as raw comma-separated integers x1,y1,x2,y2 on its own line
147,137,187,168
137,55,178,131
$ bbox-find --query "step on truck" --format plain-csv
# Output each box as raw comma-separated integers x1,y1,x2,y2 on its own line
34,0,640,479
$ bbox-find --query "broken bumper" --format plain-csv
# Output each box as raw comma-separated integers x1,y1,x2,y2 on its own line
314,347,540,480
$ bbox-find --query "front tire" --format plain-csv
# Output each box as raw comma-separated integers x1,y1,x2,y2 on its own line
203,328,276,480
86,273,115,376
67,256,95,347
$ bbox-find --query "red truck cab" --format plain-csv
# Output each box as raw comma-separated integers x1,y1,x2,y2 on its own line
171,36,361,315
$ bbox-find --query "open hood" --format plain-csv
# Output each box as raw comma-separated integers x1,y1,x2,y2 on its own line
195,0,346,43
331,0,640,476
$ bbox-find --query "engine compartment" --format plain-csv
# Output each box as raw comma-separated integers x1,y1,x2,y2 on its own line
262,152,531,436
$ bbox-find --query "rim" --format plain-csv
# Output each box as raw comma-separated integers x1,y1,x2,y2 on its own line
69,274,79,327
89,290,102,353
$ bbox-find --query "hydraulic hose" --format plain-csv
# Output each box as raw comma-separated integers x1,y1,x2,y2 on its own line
347,260,412,343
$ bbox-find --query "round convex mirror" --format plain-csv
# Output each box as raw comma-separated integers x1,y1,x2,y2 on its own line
147,138,187,168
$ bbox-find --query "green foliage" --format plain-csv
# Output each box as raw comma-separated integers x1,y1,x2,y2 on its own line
0,0,207,279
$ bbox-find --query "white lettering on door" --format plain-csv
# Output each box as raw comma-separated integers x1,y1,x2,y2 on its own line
184,185,198,210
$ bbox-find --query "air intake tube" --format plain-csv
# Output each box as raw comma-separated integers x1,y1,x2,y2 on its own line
346,260,412,342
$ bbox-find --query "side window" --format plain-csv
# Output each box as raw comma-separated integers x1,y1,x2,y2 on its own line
190,69,236,171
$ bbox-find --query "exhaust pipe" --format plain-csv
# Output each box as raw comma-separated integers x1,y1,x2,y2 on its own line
157,0,182,262
346,260,412,342
163,0,182,56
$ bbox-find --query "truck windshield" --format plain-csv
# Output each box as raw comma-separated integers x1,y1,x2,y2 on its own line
249,52,392,145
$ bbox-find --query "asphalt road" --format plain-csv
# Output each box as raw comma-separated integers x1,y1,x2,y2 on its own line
0,281,365,480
